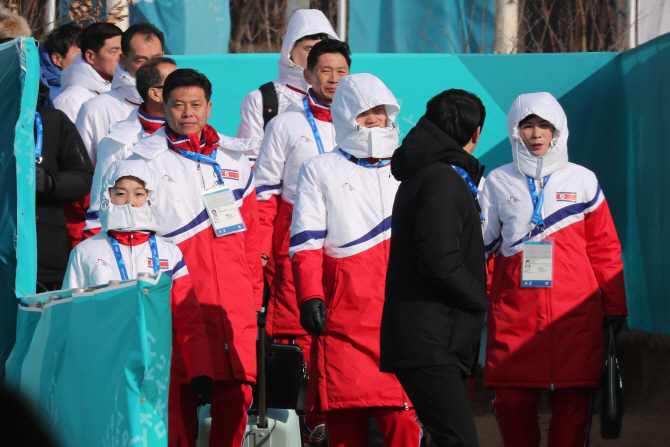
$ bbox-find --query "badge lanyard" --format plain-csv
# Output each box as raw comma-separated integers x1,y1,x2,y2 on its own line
173,147,224,184
338,148,391,168
35,112,43,163
302,96,326,155
526,175,551,233
109,233,159,280
451,165,483,223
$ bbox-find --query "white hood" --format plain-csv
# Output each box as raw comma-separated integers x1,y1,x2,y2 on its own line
110,62,142,104
99,159,160,232
331,73,400,159
507,92,569,179
60,53,112,94
278,9,338,91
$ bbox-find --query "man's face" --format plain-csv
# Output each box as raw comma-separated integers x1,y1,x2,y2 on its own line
355,105,388,128
164,86,212,137
519,114,555,157
52,44,81,70
289,37,323,69
147,63,178,106
120,33,164,77
303,52,349,104
85,35,122,81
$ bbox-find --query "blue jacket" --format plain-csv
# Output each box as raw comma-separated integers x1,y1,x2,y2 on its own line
39,44,61,107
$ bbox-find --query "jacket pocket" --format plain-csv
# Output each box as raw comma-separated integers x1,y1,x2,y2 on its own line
448,309,485,365
324,258,342,310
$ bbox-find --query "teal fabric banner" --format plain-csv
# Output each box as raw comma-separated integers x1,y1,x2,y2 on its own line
0,37,39,377
5,273,172,447
349,0,495,53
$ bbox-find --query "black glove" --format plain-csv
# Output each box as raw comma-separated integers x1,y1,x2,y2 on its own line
35,166,53,194
299,299,326,335
603,315,626,336
190,375,213,406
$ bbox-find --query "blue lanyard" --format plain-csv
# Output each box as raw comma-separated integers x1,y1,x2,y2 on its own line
338,148,391,168
35,112,43,160
173,147,224,184
109,233,159,281
302,96,326,155
451,165,483,223
527,175,551,229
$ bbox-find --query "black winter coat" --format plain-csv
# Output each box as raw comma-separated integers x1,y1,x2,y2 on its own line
380,116,488,376
36,83,93,284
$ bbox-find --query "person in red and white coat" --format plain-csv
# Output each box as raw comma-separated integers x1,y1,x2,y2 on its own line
253,39,350,356
290,73,421,447
480,92,628,447
128,69,262,447
62,159,214,445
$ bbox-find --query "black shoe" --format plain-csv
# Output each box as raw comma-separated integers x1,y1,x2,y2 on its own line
309,424,328,447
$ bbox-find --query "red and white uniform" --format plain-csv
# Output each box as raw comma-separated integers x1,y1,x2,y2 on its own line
129,126,261,447
480,92,627,447
236,8,338,159
84,106,166,237
290,74,420,446
76,63,141,166
62,159,214,446
254,91,336,339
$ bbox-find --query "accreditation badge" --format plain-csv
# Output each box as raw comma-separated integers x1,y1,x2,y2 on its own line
202,185,246,237
521,238,553,287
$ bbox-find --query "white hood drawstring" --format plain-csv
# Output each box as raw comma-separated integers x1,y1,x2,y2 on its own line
331,73,400,159
278,9,339,92
507,92,569,179
110,62,142,105
99,159,161,232
60,53,112,94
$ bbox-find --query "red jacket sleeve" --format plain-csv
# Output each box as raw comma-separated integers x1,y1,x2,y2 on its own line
240,189,264,311
291,248,325,306
257,195,280,257
584,199,628,316
171,274,214,381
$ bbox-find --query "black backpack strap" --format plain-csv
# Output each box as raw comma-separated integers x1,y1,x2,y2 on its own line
259,81,279,130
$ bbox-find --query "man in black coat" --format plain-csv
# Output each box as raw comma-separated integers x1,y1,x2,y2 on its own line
35,81,93,290
380,89,489,447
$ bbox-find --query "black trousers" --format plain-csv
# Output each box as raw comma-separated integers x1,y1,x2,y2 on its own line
395,364,479,447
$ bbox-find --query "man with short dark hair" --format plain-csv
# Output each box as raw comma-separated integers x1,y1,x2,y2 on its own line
83,56,177,238
380,89,490,447
39,23,83,105
54,22,123,123
236,9,338,159
76,22,165,166
128,69,262,447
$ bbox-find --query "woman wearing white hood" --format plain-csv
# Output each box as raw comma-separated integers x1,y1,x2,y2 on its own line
63,159,215,446
480,92,628,447
289,73,421,447
236,9,339,159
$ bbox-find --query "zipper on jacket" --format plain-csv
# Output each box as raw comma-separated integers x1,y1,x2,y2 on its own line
404,400,409,410
548,287,555,391
377,169,390,258
129,232,135,277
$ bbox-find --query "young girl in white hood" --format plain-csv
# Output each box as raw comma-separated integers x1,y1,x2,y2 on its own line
63,159,214,445
480,92,628,447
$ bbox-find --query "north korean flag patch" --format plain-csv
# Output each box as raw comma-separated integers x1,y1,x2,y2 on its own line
148,258,170,270
556,192,577,202
220,169,240,180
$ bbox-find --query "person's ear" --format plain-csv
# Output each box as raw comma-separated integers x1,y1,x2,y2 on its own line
51,52,63,69
303,68,311,85
148,86,161,104
119,53,127,71
472,126,482,144
84,49,96,65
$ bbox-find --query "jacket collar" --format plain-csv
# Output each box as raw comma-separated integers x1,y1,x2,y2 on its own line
107,230,153,246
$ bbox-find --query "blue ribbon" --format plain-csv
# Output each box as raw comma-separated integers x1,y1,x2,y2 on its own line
338,148,391,168
172,147,224,184
109,233,160,281
451,165,483,223
526,175,551,229
35,112,43,160
302,95,326,155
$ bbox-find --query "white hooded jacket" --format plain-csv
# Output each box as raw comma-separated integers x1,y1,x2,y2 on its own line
63,159,188,289
236,9,338,155
75,63,142,166
54,53,112,123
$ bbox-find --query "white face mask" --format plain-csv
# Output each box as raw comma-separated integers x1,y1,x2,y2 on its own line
99,200,158,232
339,124,400,159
